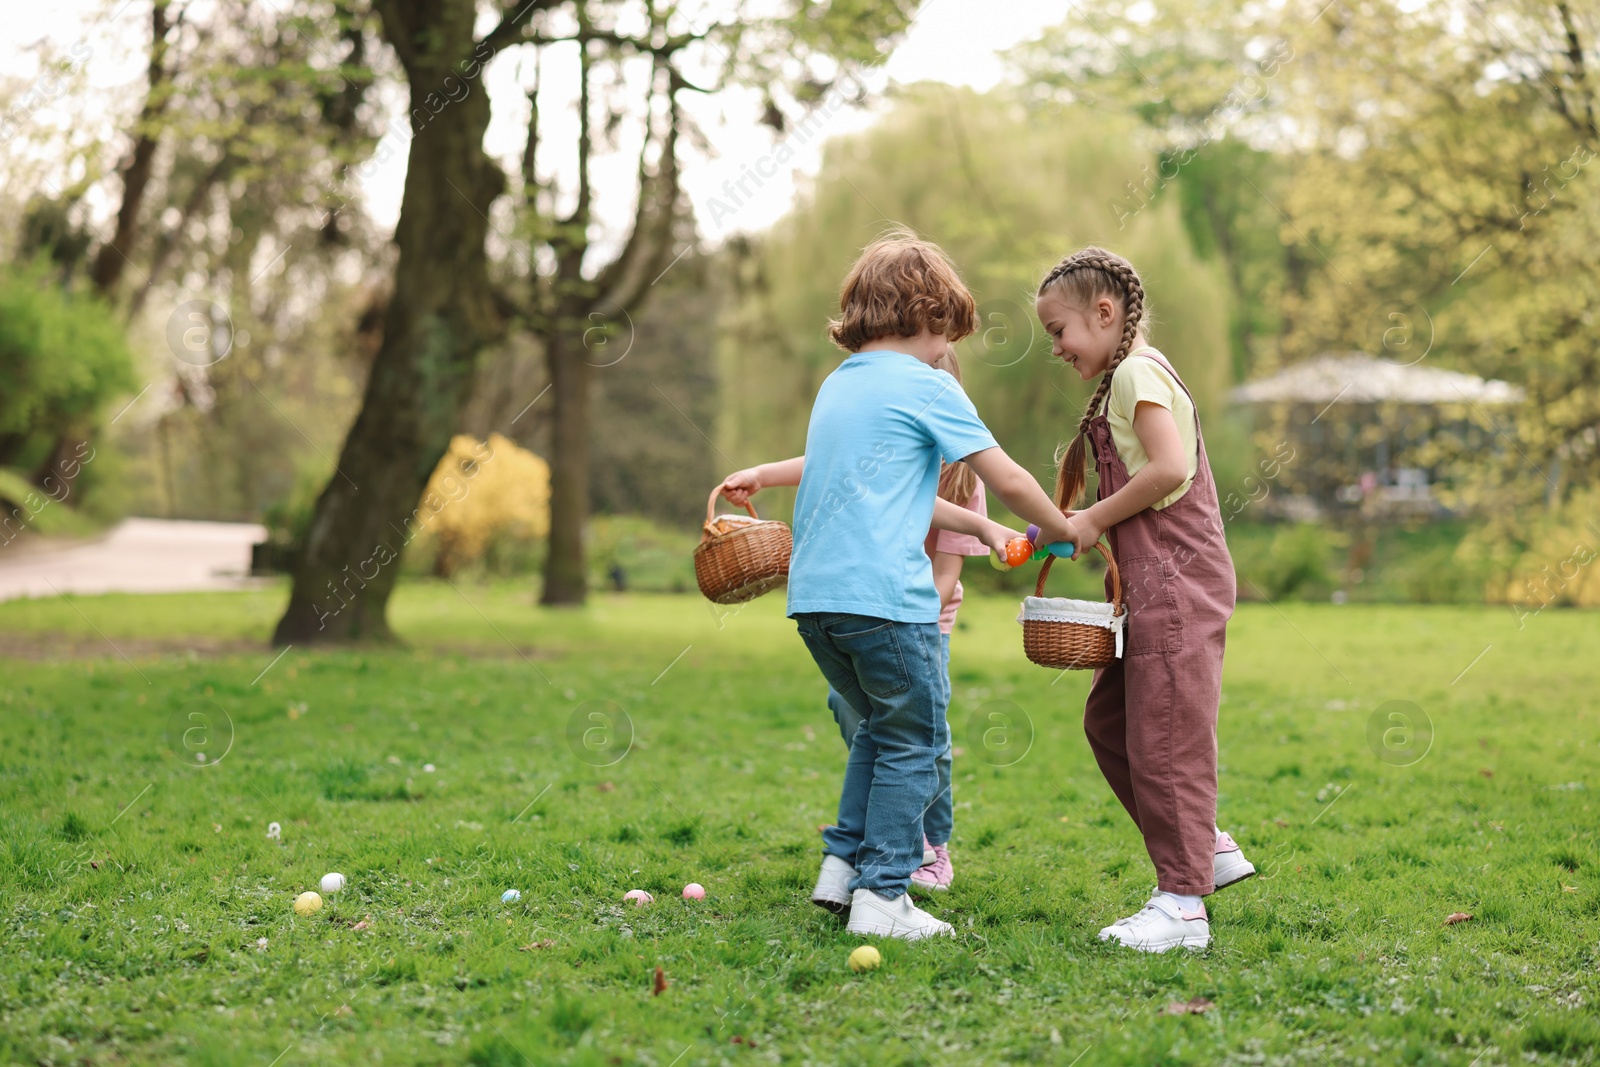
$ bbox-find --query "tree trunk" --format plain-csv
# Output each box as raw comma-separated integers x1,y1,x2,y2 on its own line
89,0,170,297
541,325,593,605
272,0,503,645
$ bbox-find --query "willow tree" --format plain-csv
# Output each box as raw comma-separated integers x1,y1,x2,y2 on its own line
717,86,1235,489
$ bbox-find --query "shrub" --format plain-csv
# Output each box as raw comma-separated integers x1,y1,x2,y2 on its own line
0,259,135,470
1468,487,1600,610
409,433,551,577
1259,523,1338,600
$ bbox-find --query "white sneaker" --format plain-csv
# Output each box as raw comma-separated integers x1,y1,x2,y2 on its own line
1214,831,1256,891
845,887,953,940
1098,894,1210,952
811,855,856,914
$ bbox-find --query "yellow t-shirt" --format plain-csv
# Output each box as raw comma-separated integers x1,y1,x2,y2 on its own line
1098,348,1198,510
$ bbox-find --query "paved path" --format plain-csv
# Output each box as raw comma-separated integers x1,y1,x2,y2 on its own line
0,518,271,602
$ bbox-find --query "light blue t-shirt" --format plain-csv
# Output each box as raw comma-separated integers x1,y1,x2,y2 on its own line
787,350,999,623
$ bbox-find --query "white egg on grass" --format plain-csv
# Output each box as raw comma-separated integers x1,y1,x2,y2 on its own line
321,872,346,894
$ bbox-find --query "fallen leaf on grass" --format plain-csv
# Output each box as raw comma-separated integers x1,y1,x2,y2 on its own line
730,1035,758,1046
1563,885,1578,893
350,918,372,931
1164,997,1214,1015
653,966,668,996
597,781,616,793
1479,768,1494,778
1444,912,1473,926
1273,819,1289,828
519,939,557,951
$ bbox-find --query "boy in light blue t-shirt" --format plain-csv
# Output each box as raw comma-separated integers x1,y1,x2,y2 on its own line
720,235,1074,941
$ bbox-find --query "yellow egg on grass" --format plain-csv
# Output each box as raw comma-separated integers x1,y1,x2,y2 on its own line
294,891,323,916
848,945,882,973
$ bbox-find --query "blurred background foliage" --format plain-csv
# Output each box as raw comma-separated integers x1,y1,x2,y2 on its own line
2,0,1597,608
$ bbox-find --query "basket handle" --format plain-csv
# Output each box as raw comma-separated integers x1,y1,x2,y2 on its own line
1034,542,1122,615
706,484,760,525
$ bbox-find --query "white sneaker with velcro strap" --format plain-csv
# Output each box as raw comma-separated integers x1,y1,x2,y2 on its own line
1098,893,1210,952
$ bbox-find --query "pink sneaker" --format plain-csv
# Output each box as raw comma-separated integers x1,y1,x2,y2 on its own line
910,843,953,891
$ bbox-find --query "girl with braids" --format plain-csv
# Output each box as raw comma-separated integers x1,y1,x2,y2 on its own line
720,348,995,896
1037,246,1254,953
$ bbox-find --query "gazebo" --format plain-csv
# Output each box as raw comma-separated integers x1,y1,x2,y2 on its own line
1228,353,1525,517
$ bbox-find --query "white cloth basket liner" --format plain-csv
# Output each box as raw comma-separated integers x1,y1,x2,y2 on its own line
1017,596,1125,659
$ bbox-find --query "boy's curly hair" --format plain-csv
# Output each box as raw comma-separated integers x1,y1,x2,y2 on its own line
827,232,977,352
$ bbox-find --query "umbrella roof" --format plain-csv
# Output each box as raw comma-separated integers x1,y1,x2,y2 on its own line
1228,353,1525,405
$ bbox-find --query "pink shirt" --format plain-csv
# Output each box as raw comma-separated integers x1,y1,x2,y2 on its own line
922,477,988,634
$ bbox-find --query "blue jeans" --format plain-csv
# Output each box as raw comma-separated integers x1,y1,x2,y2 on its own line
794,613,946,896
829,632,952,846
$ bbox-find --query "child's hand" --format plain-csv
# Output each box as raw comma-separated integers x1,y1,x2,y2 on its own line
719,468,762,507
1033,513,1076,552
1062,512,1106,559
980,519,1023,557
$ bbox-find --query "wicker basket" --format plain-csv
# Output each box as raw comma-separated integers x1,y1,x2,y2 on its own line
693,486,792,604
1019,543,1125,670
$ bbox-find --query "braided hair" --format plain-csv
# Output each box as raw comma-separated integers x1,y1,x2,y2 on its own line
1036,246,1147,510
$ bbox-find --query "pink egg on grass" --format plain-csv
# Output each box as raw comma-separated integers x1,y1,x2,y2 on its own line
624,889,653,907
682,883,705,900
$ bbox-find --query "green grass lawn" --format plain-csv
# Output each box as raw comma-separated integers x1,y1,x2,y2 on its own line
1,582,1597,1066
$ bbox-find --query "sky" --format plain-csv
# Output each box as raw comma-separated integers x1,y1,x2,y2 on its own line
3,1,1071,245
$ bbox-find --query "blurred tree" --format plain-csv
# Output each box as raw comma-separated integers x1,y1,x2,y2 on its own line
4,0,383,523
1013,0,1600,557
451,254,721,531
272,0,920,635
586,252,722,528
1012,0,1297,381
273,0,540,644
0,261,135,483
86,0,177,298
13,0,178,498
1261,0,1600,519
508,0,920,604
717,86,1234,506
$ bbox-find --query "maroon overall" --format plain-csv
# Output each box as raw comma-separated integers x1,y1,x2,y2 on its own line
1083,351,1236,896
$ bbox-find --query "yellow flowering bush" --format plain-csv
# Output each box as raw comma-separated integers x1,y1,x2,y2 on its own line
414,433,550,576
